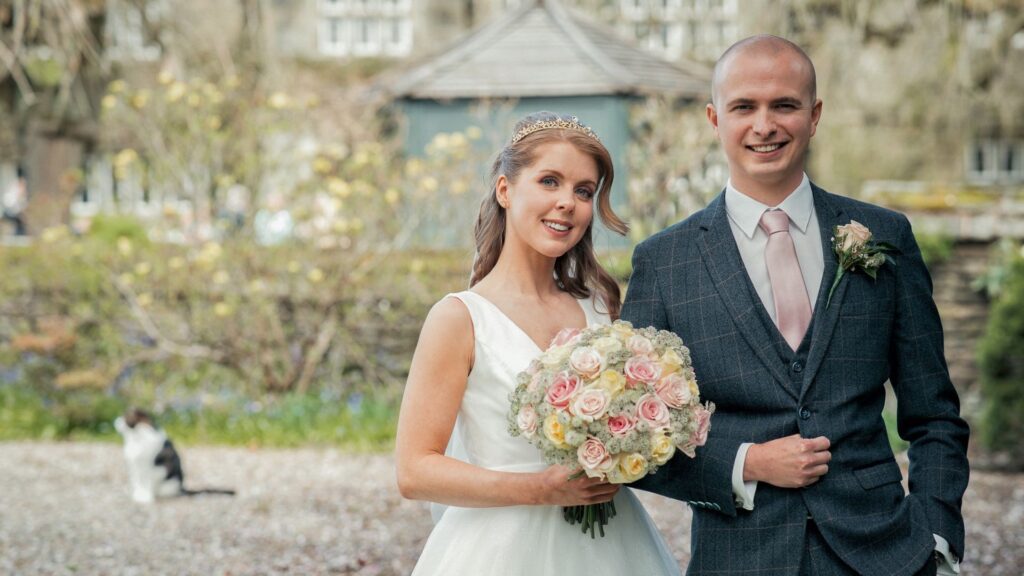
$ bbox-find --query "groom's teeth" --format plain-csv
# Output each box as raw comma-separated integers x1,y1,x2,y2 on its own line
752,144,781,152
544,221,569,232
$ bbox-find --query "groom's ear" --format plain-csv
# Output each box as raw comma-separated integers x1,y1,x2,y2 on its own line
706,102,720,135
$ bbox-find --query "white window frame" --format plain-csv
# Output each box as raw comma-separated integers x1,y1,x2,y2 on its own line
966,138,1024,184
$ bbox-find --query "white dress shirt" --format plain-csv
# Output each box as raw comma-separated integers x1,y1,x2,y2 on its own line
724,174,822,512
722,174,960,574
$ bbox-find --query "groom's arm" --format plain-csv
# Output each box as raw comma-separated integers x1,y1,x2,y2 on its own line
888,215,970,563
621,242,744,517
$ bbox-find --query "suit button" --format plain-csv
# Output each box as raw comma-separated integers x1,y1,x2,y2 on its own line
791,361,804,373
799,407,811,420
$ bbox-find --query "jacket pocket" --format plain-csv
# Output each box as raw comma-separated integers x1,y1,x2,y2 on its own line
853,459,903,490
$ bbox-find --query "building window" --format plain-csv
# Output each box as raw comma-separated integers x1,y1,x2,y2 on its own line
619,0,737,61
317,0,411,58
966,138,1024,184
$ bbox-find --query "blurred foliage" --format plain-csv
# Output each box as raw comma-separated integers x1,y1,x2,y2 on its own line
626,97,722,239
977,241,1024,467
914,231,955,268
0,238,476,444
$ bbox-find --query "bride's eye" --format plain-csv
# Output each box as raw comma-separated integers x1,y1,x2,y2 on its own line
540,176,558,187
575,187,595,200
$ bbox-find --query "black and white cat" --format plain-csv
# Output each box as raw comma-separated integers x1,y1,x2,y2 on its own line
113,408,235,503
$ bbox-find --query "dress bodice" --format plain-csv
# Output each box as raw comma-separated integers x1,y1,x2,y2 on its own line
446,290,609,472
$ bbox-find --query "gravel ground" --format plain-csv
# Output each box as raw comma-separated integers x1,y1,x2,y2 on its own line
1,441,1021,575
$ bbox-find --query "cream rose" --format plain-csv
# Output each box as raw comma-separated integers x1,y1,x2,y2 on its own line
637,393,671,431
838,220,872,252
592,336,623,356
626,334,655,357
545,371,581,409
577,437,615,478
517,405,539,438
543,413,570,449
654,372,692,408
650,433,676,465
659,348,685,375
613,452,648,483
624,356,662,386
541,344,572,368
569,346,605,379
571,386,611,422
596,369,626,395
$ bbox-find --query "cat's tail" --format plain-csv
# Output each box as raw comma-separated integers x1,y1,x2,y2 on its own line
181,487,236,497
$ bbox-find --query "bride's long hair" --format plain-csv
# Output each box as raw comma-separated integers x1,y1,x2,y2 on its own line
470,112,629,319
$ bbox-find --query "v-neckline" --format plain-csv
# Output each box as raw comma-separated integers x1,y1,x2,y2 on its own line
465,291,590,353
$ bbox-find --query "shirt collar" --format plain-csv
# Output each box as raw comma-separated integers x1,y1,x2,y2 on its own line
725,174,813,239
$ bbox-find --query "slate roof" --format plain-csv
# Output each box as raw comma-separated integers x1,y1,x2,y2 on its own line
391,0,709,100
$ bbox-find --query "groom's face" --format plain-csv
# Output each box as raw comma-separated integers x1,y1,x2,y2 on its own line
707,48,822,198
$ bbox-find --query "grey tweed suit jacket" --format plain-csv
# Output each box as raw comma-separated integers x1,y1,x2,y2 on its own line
622,184,969,575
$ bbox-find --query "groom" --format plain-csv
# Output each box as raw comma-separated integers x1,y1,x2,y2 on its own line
622,35,969,576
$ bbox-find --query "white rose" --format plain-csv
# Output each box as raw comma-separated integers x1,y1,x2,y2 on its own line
569,346,605,379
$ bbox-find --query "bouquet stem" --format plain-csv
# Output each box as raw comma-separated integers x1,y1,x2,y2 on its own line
563,500,617,538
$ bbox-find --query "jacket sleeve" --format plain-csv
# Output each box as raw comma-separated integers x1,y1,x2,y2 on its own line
621,240,741,517
889,214,970,560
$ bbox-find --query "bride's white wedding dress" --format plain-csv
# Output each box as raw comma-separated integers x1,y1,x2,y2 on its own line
411,290,682,576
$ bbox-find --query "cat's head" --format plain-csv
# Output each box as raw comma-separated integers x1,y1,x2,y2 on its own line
115,407,157,435
123,408,155,428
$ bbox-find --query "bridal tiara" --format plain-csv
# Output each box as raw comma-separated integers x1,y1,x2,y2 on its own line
510,116,601,144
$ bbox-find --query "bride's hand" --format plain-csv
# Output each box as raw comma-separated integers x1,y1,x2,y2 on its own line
535,465,620,506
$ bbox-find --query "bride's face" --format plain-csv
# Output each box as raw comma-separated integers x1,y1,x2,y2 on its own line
498,141,597,260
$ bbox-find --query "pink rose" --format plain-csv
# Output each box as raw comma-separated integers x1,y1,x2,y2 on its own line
679,403,714,458
569,346,604,379
636,393,671,431
626,334,654,357
692,403,713,447
571,386,610,422
517,405,538,438
607,413,636,437
654,373,693,409
577,437,615,478
624,356,662,387
550,327,582,348
545,371,581,408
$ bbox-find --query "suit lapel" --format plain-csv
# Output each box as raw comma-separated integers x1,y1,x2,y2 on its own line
800,185,850,397
697,192,799,401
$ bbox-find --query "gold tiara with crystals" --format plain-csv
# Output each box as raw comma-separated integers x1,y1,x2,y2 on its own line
510,116,601,144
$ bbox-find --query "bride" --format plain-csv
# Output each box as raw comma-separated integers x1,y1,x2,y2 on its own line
395,112,681,575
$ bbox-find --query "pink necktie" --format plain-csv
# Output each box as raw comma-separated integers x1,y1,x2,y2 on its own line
759,210,812,351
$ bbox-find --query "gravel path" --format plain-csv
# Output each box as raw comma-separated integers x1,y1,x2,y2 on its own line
1,441,1020,575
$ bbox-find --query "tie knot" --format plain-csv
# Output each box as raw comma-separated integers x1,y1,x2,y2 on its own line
759,210,790,235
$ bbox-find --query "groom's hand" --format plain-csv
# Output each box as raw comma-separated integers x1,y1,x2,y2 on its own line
743,434,831,488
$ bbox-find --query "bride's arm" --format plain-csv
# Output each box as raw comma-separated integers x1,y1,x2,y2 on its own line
395,297,617,508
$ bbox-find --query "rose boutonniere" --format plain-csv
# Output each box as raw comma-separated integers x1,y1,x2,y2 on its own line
827,220,896,307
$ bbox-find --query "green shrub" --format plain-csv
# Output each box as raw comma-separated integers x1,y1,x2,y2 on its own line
913,231,954,268
977,245,1024,465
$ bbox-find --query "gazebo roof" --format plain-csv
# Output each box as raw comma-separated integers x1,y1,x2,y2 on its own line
390,0,709,100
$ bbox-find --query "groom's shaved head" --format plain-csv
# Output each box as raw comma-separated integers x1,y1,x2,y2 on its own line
711,35,817,107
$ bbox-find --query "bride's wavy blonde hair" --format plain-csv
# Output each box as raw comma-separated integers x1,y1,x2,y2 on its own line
470,112,629,319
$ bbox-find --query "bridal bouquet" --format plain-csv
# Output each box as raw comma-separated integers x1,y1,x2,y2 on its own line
508,320,713,538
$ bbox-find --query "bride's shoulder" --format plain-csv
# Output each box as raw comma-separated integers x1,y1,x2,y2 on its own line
419,293,475,338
